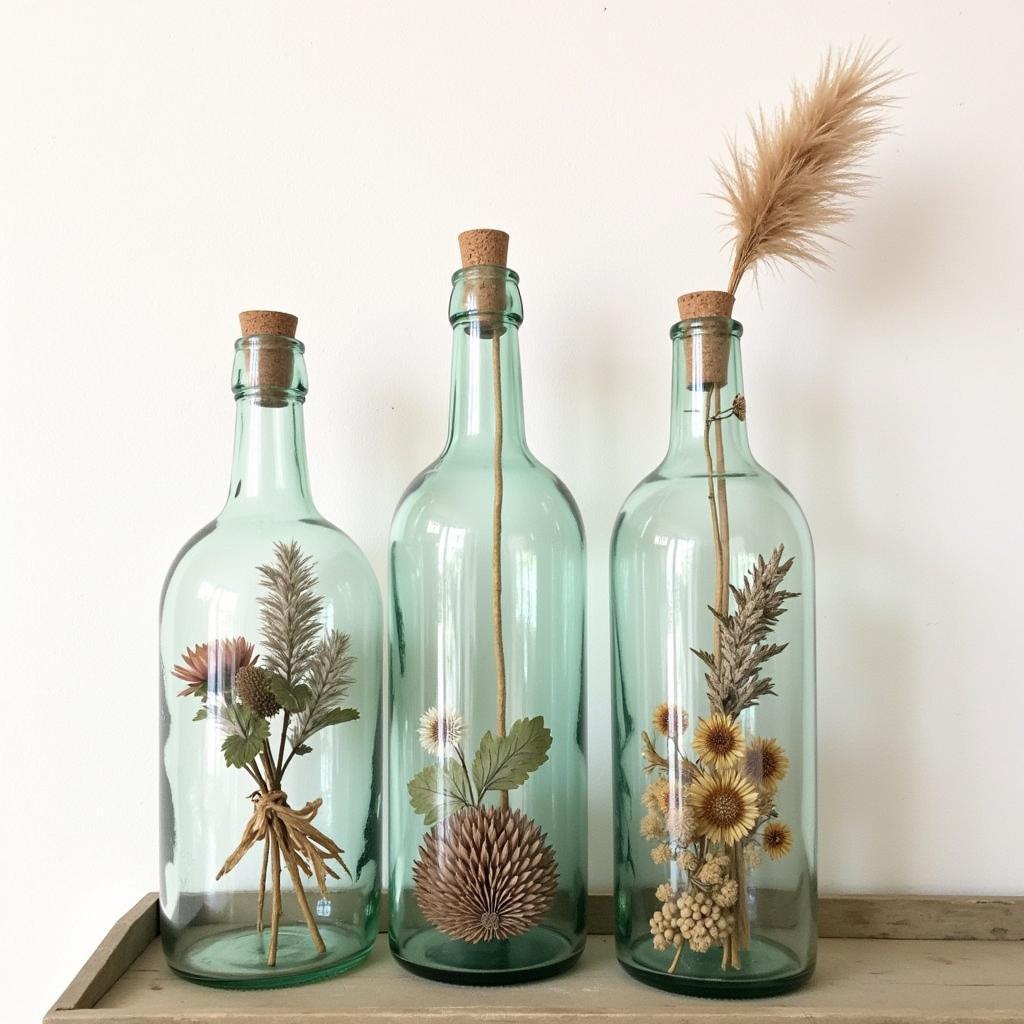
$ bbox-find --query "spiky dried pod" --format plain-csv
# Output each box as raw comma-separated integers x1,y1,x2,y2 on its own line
413,805,558,943
234,665,281,719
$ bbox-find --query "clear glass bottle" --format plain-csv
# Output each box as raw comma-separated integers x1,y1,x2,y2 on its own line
159,311,383,988
610,295,816,997
388,231,587,984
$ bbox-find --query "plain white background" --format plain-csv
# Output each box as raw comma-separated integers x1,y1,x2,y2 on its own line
2,1,1023,1018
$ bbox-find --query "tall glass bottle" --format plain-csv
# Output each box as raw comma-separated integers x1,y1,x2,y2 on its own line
611,292,816,997
159,311,382,988
388,231,587,984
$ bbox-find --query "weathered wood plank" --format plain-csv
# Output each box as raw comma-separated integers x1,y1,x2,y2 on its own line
817,895,1024,941
84,933,1024,1023
44,893,1024,1022
46,894,159,1017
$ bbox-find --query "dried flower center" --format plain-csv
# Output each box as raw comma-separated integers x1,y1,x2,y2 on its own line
480,910,501,930
708,727,736,755
706,790,742,826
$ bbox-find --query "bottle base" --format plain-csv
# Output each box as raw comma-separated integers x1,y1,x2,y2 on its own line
390,925,584,986
166,923,373,989
619,934,815,999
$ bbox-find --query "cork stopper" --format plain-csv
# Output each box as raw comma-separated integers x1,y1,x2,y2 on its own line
676,292,736,389
458,229,509,268
239,310,298,338
238,310,299,406
676,291,735,320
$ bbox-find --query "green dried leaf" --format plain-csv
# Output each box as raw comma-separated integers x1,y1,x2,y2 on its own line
266,672,310,713
193,707,208,722
471,716,552,797
221,706,270,769
317,707,359,728
408,762,473,826
293,743,313,756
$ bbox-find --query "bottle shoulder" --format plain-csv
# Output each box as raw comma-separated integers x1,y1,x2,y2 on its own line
392,455,584,543
612,462,811,550
160,511,380,616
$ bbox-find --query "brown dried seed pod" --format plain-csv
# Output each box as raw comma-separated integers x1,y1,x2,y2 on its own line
412,805,558,943
234,665,281,719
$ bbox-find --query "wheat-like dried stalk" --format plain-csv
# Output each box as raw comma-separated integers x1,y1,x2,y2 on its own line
717,43,900,296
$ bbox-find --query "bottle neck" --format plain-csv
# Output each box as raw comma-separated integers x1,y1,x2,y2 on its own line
220,336,317,519
664,317,753,472
443,266,529,460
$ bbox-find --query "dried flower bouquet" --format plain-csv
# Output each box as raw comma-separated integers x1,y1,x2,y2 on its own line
644,43,899,973
173,541,360,966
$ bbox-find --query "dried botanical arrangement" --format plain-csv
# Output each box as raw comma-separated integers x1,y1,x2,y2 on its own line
407,230,558,944
173,541,359,965
645,44,899,973
642,549,797,970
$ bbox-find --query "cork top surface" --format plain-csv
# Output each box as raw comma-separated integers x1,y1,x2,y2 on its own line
239,310,299,338
458,229,509,268
676,291,735,320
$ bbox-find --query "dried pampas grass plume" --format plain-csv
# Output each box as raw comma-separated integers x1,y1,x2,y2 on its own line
717,43,901,296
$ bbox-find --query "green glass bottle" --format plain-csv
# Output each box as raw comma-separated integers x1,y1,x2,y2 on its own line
610,294,816,997
159,311,382,988
388,231,587,984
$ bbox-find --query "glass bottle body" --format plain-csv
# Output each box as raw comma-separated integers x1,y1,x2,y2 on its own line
159,337,383,988
388,269,587,983
610,319,816,997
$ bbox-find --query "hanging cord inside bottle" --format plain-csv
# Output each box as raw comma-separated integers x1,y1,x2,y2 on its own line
491,323,509,810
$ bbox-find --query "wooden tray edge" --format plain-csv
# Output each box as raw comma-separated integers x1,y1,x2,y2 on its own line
46,894,159,1019
44,892,1024,1018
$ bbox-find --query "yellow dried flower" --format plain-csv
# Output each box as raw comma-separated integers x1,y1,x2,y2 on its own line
688,770,759,845
652,702,689,738
693,714,745,769
743,736,790,794
762,822,794,860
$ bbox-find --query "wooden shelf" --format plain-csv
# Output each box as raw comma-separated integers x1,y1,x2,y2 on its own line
46,894,1024,1023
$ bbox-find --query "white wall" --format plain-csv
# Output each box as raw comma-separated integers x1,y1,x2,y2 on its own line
3,1,1022,1017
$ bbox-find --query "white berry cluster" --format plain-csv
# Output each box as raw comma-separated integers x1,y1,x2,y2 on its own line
649,853,739,955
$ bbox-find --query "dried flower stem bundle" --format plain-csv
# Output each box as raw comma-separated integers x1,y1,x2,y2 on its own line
174,541,360,965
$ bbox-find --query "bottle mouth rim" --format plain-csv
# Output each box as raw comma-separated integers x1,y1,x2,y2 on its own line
234,334,305,352
671,316,744,339
450,265,520,286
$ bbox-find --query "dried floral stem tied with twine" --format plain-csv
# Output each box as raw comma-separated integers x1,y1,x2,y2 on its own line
660,44,900,973
174,537,361,966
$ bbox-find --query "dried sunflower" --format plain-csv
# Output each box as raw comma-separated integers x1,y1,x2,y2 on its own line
693,713,745,769
762,822,794,860
743,736,789,793
688,769,758,845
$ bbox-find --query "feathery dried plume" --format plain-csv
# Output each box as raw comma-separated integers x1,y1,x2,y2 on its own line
717,43,901,295
693,546,799,718
257,541,324,685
